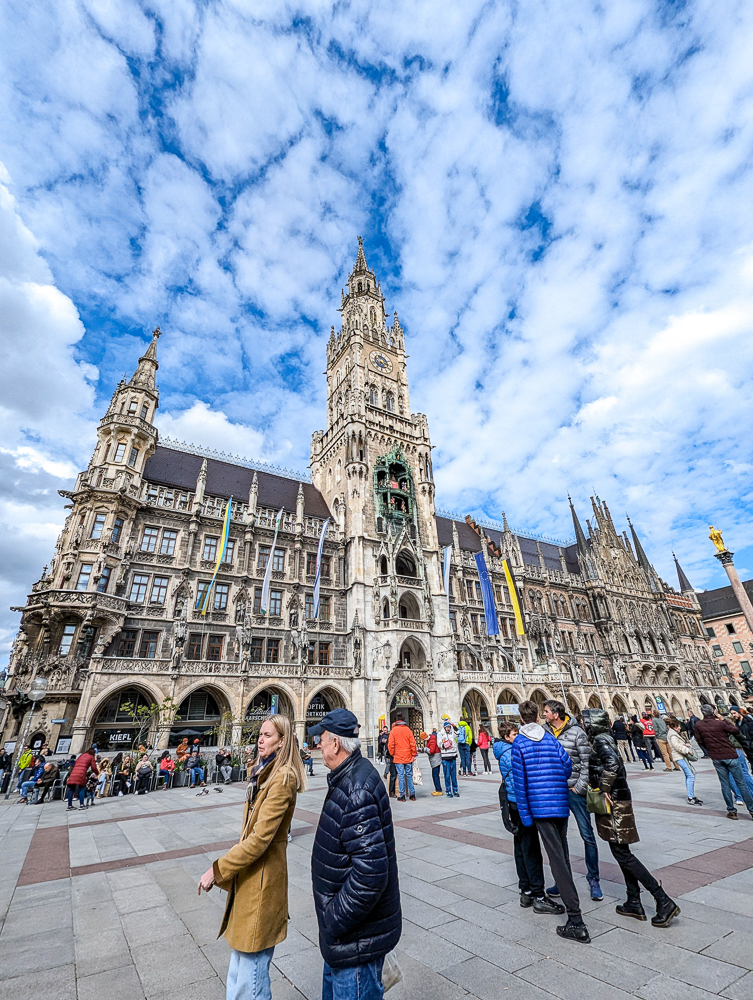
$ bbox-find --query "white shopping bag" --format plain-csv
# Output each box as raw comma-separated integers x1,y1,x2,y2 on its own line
412,762,423,785
382,950,403,992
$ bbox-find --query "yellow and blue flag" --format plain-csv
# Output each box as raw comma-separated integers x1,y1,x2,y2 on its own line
200,497,233,615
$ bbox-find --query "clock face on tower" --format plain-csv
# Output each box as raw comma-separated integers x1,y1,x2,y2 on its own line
369,350,393,374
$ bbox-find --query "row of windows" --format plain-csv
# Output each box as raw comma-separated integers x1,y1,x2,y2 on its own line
106,442,140,467
111,629,332,666
707,622,738,638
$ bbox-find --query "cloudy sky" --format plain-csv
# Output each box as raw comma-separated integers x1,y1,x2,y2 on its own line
2,0,753,657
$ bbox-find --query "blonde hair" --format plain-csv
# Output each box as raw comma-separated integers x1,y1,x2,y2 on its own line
260,714,307,793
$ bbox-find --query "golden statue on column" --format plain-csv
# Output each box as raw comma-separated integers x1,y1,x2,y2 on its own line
709,525,726,553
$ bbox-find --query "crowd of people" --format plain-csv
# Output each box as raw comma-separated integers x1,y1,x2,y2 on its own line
3,697,752,999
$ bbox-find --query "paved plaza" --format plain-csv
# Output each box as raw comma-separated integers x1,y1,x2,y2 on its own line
1,757,753,1000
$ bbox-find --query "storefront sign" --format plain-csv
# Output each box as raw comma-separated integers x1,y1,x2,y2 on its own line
51,718,67,725
497,704,519,716
55,737,72,755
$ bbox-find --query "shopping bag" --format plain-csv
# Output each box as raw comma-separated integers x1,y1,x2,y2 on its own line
382,950,403,992
412,762,423,785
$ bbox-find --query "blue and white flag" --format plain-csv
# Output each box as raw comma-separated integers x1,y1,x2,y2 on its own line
474,551,499,635
260,507,284,614
443,545,452,617
313,517,331,618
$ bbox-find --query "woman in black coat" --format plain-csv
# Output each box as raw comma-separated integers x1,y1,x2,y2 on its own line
589,710,679,927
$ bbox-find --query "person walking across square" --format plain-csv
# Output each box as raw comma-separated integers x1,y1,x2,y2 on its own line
439,721,459,797
694,705,753,819
496,722,564,916
511,700,590,944
543,700,603,901
387,714,417,802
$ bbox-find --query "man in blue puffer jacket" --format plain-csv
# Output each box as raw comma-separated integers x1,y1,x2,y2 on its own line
310,709,402,1000
512,701,590,944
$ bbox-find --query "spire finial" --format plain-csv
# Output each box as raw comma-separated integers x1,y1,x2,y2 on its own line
353,236,369,274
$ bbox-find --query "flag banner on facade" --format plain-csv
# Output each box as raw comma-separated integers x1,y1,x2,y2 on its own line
200,497,233,615
313,517,331,618
502,558,526,636
474,551,499,635
260,507,285,614
443,545,452,617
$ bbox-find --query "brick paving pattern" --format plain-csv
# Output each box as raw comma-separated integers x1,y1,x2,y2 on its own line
1,756,752,999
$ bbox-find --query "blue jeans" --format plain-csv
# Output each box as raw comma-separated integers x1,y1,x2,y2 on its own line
395,762,414,798
431,765,442,792
190,767,205,785
713,759,753,813
226,946,274,1000
568,789,600,881
458,744,471,774
729,750,753,801
676,758,695,798
635,748,652,768
322,958,384,1000
20,780,38,800
442,758,458,795
67,784,86,808
159,770,172,787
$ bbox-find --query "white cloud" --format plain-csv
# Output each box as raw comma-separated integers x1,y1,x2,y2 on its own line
1,0,753,632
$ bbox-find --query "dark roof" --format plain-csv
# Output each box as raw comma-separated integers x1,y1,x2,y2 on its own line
698,579,753,620
563,543,581,576
436,516,482,552
516,534,541,568
144,446,332,518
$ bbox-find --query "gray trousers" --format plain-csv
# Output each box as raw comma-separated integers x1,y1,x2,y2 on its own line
535,817,583,924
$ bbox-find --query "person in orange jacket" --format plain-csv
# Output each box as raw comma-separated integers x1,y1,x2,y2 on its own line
387,714,417,801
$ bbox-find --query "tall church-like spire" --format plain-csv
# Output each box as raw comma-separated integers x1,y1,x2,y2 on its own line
673,553,694,594
627,516,653,574
129,326,161,390
569,496,589,554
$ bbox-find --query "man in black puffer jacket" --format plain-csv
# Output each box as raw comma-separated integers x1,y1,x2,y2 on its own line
309,709,401,1000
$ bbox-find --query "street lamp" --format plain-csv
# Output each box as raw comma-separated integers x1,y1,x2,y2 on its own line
369,640,392,757
4,676,49,800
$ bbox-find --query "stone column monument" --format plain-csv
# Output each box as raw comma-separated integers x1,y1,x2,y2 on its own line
709,526,753,633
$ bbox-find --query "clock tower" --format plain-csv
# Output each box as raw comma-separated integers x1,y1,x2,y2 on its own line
311,239,453,743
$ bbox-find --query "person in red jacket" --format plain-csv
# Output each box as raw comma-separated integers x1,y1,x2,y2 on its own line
387,714,417,801
67,747,99,811
477,727,492,773
424,728,443,795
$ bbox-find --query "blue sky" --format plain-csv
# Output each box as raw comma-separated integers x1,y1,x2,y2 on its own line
2,0,753,657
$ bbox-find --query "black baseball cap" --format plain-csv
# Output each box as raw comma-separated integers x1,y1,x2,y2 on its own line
308,708,360,739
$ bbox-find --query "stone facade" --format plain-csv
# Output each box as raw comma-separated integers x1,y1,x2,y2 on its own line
2,243,729,756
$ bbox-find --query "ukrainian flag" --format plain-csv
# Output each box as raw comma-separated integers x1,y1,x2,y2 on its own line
200,497,233,615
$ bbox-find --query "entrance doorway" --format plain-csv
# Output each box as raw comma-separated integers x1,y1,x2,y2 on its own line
305,689,346,743
244,689,294,743
389,687,424,743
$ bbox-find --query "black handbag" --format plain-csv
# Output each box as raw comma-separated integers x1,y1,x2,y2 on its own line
498,781,520,835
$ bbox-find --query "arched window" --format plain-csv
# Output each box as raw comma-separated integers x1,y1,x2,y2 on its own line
382,597,390,619
369,385,379,406
335,459,342,483
396,551,417,577
357,281,362,292
385,392,395,412
380,556,388,575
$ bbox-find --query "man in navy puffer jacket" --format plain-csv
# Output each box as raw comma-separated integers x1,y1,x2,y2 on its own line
310,709,401,1000
512,700,590,944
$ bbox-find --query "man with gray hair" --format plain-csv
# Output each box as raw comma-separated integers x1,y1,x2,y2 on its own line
309,709,402,1000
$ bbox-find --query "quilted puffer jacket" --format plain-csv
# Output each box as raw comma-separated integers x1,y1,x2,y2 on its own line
588,710,639,845
543,716,591,795
311,749,401,968
511,724,572,827
493,740,516,804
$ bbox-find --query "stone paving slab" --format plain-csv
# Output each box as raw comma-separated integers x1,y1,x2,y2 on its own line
1,757,753,998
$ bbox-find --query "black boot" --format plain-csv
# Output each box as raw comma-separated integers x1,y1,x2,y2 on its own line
652,887,680,927
556,920,591,944
533,895,565,915
520,892,534,908
616,897,646,921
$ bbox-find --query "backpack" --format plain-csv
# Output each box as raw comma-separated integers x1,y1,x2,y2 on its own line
498,781,519,835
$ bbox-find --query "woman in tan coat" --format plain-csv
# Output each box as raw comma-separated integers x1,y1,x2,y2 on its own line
198,714,305,1000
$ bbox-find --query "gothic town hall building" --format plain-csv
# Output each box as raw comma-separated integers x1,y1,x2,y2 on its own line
4,241,728,756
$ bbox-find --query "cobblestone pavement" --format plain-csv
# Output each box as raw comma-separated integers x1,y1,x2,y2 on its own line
1,756,753,1000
